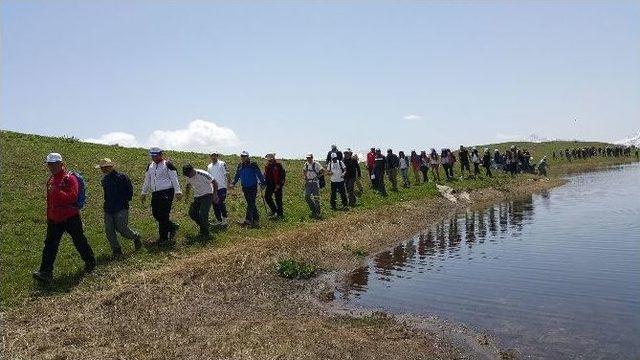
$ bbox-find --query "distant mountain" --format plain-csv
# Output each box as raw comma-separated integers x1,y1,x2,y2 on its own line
615,131,640,147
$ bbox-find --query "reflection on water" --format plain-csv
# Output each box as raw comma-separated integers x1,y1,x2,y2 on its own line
340,194,536,298
337,164,640,359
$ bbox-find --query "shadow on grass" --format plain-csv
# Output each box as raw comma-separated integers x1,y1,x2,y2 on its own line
30,253,114,297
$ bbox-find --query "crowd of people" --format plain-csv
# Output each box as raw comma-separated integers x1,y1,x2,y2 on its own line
31,142,637,283
552,145,638,161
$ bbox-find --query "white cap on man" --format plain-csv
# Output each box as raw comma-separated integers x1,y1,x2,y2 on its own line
149,147,163,156
46,153,63,163
306,153,313,158
240,151,250,157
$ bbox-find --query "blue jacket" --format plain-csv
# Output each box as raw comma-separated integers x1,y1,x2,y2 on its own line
233,161,265,188
101,170,133,214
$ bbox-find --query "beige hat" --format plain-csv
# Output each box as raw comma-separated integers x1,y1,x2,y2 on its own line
95,158,116,168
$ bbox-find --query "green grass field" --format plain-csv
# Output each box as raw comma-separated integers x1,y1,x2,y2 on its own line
0,130,636,308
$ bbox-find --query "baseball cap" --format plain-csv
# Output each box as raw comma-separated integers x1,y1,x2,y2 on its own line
149,147,163,156
46,153,63,163
306,153,313,158
240,151,249,157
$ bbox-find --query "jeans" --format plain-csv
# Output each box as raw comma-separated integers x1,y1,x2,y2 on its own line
400,168,410,187
212,188,228,221
264,184,284,216
304,181,321,216
39,215,95,274
104,209,139,253
330,181,347,208
242,186,259,224
345,177,357,206
151,189,177,241
189,194,213,235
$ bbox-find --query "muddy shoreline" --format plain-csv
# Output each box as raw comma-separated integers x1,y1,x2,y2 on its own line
2,176,564,360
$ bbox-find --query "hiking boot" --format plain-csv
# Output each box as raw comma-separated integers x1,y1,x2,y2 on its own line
133,234,143,251
84,261,96,274
220,217,228,226
32,270,53,284
169,224,180,240
113,248,124,260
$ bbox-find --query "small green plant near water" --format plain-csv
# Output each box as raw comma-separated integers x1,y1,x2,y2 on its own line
275,259,318,279
342,244,368,257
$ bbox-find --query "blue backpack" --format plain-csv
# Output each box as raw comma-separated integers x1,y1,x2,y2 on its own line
69,171,87,209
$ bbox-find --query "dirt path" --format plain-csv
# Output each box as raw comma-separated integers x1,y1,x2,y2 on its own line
1,177,562,360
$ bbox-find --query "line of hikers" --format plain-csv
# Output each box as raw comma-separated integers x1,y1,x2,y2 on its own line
552,145,638,161
33,142,634,283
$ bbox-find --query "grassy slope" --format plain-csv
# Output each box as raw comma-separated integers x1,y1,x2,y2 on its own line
0,131,636,307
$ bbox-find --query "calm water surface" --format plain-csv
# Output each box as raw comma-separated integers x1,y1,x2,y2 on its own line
337,164,640,359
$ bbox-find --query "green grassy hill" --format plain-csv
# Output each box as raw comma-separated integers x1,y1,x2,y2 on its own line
0,130,636,307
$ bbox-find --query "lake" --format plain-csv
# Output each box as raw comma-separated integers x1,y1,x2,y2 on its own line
337,164,640,359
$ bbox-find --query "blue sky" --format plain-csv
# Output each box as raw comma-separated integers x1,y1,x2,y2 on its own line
2,1,639,157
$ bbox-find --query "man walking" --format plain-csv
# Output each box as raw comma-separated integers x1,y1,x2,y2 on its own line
386,149,399,192
33,153,96,283
373,148,387,196
207,151,230,226
327,153,348,210
366,147,376,188
459,145,470,178
97,158,141,258
264,153,286,219
141,147,182,245
231,151,265,228
183,164,218,238
303,153,324,219
343,150,361,206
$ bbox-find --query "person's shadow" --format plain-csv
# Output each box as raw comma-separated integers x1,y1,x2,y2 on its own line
31,253,114,297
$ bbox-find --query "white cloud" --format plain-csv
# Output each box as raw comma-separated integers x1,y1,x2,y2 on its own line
83,119,241,153
403,114,422,121
84,132,139,147
495,132,522,142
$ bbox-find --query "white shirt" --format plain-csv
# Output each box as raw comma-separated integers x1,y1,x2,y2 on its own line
304,161,322,181
399,157,409,170
207,160,228,189
141,160,182,195
185,169,214,197
327,160,345,183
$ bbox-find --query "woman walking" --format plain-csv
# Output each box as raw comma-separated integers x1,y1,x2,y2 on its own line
410,150,421,185
429,148,441,182
471,147,481,177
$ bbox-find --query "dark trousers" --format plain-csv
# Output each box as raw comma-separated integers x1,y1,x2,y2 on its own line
374,170,387,195
151,189,177,241
345,177,357,206
473,163,480,176
242,186,259,224
420,167,429,183
39,215,95,274
443,164,452,180
484,165,492,177
330,181,348,208
212,188,228,221
189,194,213,235
460,161,470,175
264,184,283,216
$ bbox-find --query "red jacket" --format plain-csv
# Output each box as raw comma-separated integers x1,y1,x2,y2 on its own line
264,162,285,187
47,170,80,223
366,151,376,169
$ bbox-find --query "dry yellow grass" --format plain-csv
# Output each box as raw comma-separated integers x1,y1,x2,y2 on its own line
1,177,562,360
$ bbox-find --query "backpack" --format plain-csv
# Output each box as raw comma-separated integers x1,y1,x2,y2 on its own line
306,162,325,189
68,171,87,209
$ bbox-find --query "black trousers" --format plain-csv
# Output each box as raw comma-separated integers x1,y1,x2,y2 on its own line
374,171,387,195
243,186,259,224
330,181,348,208
264,184,283,216
345,177,357,206
460,161,470,174
151,189,177,241
189,194,213,235
39,215,95,274
484,165,492,177
473,163,480,176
